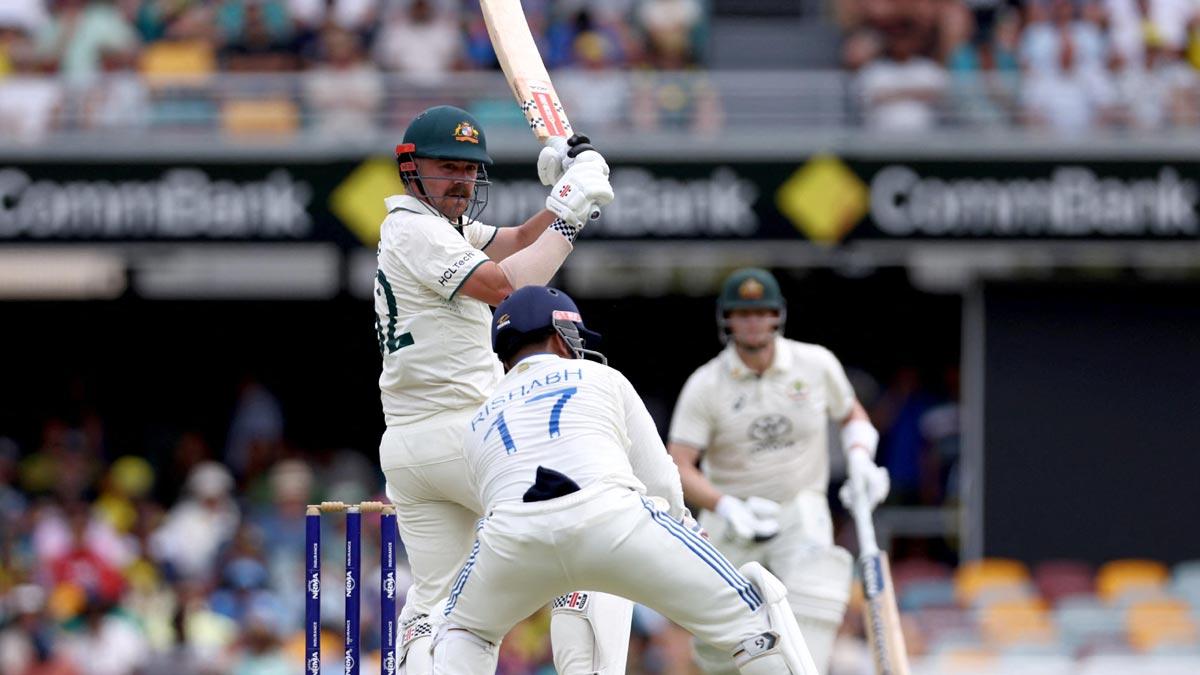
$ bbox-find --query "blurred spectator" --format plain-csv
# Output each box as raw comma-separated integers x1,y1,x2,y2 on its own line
44,504,128,604
546,7,632,68
224,378,284,481
0,0,50,38
81,45,148,129
629,67,722,134
461,5,499,69
1022,33,1117,135
0,43,59,143
872,367,938,503
93,455,156,535
228,609,291,675
57,597,150,675
0,585,81,675
133,0,216,42
373,0,460,82
856,24,947,131
33,0,139,85
288,0,377,36
217,0,297,71
556,29,629,132
1112,30,1200,129
1020,0,1106,74
638,0,702,66
149,461,239,582
1148,0,1199,53
1102,0,1147,66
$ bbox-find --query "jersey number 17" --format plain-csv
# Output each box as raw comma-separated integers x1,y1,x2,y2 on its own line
485,387,577,454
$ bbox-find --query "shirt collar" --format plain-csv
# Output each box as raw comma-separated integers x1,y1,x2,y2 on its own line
384,194,473,228
720,336,791,379
504,353,564,377
384,194,432,215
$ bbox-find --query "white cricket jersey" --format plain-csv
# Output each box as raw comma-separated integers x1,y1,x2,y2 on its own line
668,337,856,503
462,354,685,516
375,194,503,426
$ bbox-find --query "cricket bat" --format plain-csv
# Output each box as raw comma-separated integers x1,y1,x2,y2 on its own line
479,0,601,219
849,492,911,675
479,0,573,142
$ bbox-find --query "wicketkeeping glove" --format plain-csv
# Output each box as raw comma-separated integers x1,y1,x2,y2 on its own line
545,162,613,229
838,448,891,512
537,134,607,187
715,495,781,544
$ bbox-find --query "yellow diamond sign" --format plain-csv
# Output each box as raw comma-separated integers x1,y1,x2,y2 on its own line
776,155,868,244
330,159,401,246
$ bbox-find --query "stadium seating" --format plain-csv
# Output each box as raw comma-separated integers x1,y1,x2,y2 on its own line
221,99,300,137
139,41,217,85
1096,559,1170,603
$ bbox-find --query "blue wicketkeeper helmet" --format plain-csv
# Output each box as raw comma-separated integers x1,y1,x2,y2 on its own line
492,286,605,365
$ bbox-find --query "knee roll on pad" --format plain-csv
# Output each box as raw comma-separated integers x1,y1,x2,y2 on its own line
430,624,497,675
550,591,633,675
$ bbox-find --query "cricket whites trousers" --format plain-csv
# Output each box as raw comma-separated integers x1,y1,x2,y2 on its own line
438,481,776,667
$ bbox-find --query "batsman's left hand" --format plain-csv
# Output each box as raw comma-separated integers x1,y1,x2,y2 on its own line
839,448,890,511
537,134,607,186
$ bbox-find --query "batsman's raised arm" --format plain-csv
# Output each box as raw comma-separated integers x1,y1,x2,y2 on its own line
390,109,612,307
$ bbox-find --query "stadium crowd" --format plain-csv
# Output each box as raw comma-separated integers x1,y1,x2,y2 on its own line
0,364,959,674
841,0,1200,133
1,1,1199,140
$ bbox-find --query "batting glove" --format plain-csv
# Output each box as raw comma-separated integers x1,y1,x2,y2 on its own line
839,448,891,512
537,134,607,187
715,495,780,544
545,162,613,229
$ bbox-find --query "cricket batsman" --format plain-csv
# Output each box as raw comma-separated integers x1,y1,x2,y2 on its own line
372,105,625,673
431,285,822,675
667,268,892,674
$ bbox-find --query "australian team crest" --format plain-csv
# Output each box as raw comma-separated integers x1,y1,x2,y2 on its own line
739,277,765,300
454,121,480,144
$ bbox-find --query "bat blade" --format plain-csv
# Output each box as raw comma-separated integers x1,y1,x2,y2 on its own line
859,551,911,675
479,0,573,142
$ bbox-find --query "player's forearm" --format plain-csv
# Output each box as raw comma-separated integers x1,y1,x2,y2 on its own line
487,210,558,261
667,442,723,512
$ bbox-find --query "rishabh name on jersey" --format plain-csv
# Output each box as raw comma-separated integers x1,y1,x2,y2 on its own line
375,194,503,426
462,354,648,512
668,336,857,504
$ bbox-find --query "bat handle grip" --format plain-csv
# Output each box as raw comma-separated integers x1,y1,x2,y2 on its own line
851,493,882,558
588,204,601,220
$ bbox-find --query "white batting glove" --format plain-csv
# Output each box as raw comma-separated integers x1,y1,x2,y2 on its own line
545,162,613,229
536,134,608,187
715,495,780,543
839,448,891,512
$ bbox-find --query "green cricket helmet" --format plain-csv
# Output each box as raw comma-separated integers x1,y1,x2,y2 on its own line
716,268,787,344
395,106,492,223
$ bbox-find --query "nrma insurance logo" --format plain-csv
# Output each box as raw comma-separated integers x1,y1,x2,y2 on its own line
383,651,397,675
344,650,356,674
308,572,320,599
307,653,321,675
383,571,396,600
345,571,356,597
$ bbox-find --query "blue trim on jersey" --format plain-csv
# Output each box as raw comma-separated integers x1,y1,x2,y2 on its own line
640,498,763,611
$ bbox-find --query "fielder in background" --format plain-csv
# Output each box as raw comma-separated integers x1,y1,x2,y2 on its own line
373,104,620,673
431,285,821,675
667,268,892,675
